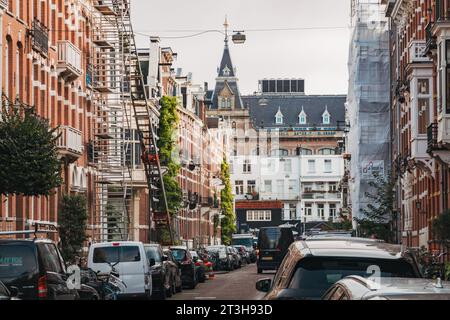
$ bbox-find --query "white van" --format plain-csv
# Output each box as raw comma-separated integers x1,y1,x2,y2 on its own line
87,241,152,299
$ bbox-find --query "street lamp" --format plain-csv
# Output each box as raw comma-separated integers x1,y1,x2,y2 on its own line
232,31,246,44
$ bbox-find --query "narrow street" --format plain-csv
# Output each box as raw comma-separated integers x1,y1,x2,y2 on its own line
170,264,275,300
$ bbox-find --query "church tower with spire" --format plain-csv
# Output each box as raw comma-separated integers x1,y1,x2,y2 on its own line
206,17,253,157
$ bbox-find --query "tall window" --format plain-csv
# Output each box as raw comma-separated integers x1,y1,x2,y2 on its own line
235,181,244,195
124,130,141,167
297,148,312,155
308,160,316,173
243,159,251,173
324,159,332,173
329,183,338,192
247,180,256,194
330,204,337,219
418,78,431,134
318,204,325,219
289,204,297,220
323,114,330,124
305,203,312,216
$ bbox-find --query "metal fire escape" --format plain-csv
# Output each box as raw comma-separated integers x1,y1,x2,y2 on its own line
91,0,173,244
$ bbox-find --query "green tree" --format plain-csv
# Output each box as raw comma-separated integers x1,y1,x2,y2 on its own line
354,171,396,242
157,96,183,215
58,194,88,263
220,156,236,245
432,210,450,252
0,98,62,196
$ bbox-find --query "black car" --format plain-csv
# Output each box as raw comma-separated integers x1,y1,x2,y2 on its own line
256,238,422,300
170,247,197,289
190,251,207,283
163,249,183,293
257,227,294,273
0,239,78,300
144,244,171,299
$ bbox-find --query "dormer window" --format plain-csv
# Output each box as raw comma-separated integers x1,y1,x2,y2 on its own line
322,106,331,125
299,106,307,125
275,107,284,125
222,65,231,76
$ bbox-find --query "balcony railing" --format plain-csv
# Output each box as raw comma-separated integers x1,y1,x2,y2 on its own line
56,126,83,160
57,41,82,80
427,122,438,153
31,19,49,56
409,41,431,63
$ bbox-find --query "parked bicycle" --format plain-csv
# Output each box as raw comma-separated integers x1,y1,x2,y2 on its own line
80,262,127,300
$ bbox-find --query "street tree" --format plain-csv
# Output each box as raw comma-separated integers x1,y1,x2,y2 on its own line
0,97,62,196
354,171,397,242
58,194,88,263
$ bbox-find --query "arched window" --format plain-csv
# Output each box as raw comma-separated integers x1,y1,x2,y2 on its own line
271,149,289,156
296,148,312,155
318,148,336,155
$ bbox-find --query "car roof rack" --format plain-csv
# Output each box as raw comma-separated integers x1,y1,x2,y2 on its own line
0,222,58,239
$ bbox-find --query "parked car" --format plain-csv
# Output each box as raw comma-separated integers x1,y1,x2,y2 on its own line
206,245,232,271
0,281,19,300
256,226,295,273
170,247,197,289
144,244,171,299
256,238,422,300
322,276,450,300
88,241,152,299
228,246,242,269
190,251,207,283
163,249,183,293
232,234,257,263
233,245,250,264
0,239,79,300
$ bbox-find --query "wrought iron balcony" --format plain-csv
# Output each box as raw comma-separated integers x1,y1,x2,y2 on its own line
427,122,438,153
31,19,49,56
55,126,83,161
57,41,82,81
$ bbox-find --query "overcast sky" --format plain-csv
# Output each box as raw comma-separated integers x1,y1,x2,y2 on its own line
131,0,351,96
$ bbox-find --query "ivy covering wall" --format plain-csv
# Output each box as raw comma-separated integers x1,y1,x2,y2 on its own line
157,96,183,215
220,156,236,245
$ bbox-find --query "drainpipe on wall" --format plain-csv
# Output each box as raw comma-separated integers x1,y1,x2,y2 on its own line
0,10,3,99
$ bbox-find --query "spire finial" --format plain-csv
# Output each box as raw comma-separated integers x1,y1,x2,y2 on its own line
224,15,229,43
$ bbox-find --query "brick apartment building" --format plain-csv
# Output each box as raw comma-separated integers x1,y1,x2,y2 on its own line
0,0,97,238
385,0,450,250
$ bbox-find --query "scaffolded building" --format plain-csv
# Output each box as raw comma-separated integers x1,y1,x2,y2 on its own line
346,0,391,226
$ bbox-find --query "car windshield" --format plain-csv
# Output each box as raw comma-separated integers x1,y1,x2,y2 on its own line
289,257,417,299
0,244,37,278
145,247,161,263
232,238,253,247
171,249,187,261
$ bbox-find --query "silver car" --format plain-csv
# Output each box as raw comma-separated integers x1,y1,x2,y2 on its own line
322,276,450,300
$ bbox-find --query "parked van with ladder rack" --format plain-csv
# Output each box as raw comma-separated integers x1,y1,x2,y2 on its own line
0,223,79,300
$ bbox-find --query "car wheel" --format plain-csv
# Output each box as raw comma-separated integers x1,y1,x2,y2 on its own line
199,271,206,283
160,284,167,300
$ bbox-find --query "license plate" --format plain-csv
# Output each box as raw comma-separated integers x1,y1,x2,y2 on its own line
262,257,273,261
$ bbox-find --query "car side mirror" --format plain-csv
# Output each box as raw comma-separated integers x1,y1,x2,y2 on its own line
149,258,156,267
162,255,168,262
256,278,272,293
8,286,19,298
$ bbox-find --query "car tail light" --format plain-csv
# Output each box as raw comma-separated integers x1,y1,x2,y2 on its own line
112,243,120,246
38,275,48,299
195,262,202,267
256,249,260,256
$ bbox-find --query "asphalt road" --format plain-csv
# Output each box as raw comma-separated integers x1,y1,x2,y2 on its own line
170,264,276,300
